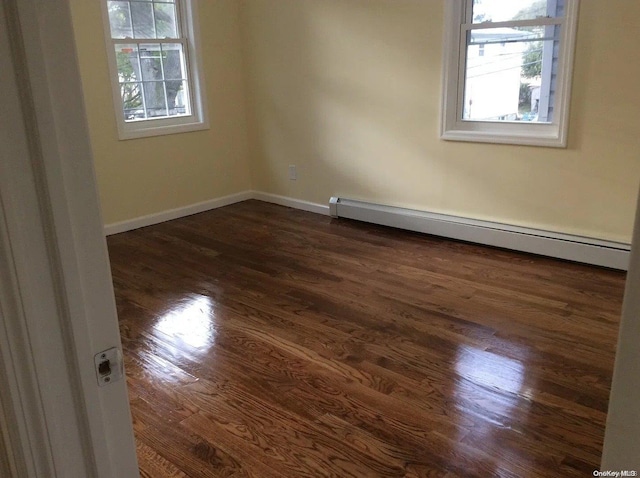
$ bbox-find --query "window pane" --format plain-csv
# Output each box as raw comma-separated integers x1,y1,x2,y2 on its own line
142,81,168,117
471,0,563,23
121,82,144,120
168,80,190,116
115,44,143,121
154,3,178,38
131,1,155,38
107,1,133,38
463,27,560,123
115,44,142,82
160,43,186,80
138,44,163,81
114,42,190,122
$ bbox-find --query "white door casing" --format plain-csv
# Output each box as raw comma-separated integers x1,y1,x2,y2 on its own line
0,0,139,476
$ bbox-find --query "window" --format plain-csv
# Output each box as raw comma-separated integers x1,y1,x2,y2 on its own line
102,0,208,139
441,0,579,147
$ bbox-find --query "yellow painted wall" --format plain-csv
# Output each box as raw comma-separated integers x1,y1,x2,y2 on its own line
69,0,252,225
69,0,640,242
242,0,640,243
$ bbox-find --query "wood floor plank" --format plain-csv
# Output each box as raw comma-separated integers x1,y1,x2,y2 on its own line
136,423,243,478
107,200,626,477
180,381,409,477
136,440,189,478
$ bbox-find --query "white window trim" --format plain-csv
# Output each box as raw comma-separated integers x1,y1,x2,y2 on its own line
440,0,579,148
100,0,209,140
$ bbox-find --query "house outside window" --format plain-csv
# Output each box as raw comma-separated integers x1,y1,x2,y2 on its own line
102,0,208,140
441,0,579,147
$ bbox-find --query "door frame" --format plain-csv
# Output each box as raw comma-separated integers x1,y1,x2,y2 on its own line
0,0,138,476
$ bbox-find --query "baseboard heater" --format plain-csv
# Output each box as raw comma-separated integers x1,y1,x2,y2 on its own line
329,197,630,270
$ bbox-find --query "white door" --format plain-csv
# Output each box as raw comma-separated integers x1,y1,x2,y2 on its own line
602,189,640,470
0,0,138,476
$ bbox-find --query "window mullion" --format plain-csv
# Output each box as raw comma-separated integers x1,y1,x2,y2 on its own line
112,38,187,45
468,37,558,46
174,0,184,38
150,0,158,39
175,0,194,115
120,79,187,84
464,0,474,24
181,43,195,116
538,0,560,123
158,44,170,116
457,27,468,124
464,17,564,30
127,1,133,38
135,45,148,119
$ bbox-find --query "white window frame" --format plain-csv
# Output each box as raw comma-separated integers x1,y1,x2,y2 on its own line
440,0,579,148
101,0,208,140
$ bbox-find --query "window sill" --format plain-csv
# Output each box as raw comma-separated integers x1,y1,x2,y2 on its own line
440,121,568,148
117,116,210,141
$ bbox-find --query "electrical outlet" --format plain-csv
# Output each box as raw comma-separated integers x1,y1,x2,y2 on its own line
288,165,297,180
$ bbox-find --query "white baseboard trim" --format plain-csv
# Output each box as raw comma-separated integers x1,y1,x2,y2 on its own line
104,191,254,235
104,192,629,270
104,190,328,236
251,191,330,216
329,197,631,270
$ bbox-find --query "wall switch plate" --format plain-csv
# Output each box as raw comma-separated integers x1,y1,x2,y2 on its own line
94,347,123,387
288,165,297,180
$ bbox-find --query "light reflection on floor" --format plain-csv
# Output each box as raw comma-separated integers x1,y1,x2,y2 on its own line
455,345,526,395
153,295,217,349
453,343,531,459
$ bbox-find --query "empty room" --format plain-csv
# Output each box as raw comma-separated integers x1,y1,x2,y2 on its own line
2,0,640,477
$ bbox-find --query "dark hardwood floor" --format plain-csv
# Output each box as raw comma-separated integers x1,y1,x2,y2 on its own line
107,200,626,477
